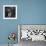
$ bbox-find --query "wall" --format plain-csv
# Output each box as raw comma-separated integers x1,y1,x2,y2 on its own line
0,0,46,44
20,0,46,24
0,0,22,44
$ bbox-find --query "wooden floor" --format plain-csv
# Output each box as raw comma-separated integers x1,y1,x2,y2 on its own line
0,41,46,46
0,44,18,46
19,40,46,46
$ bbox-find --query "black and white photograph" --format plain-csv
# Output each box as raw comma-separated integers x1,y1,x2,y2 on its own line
18,25,46,46
3,5,17,19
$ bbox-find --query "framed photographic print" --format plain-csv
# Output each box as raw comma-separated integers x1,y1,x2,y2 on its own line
18,24,46,42
3,5,17,19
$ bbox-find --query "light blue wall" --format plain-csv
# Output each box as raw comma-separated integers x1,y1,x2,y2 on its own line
0,0,46,44
0,0,21,44
20,0,46,24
